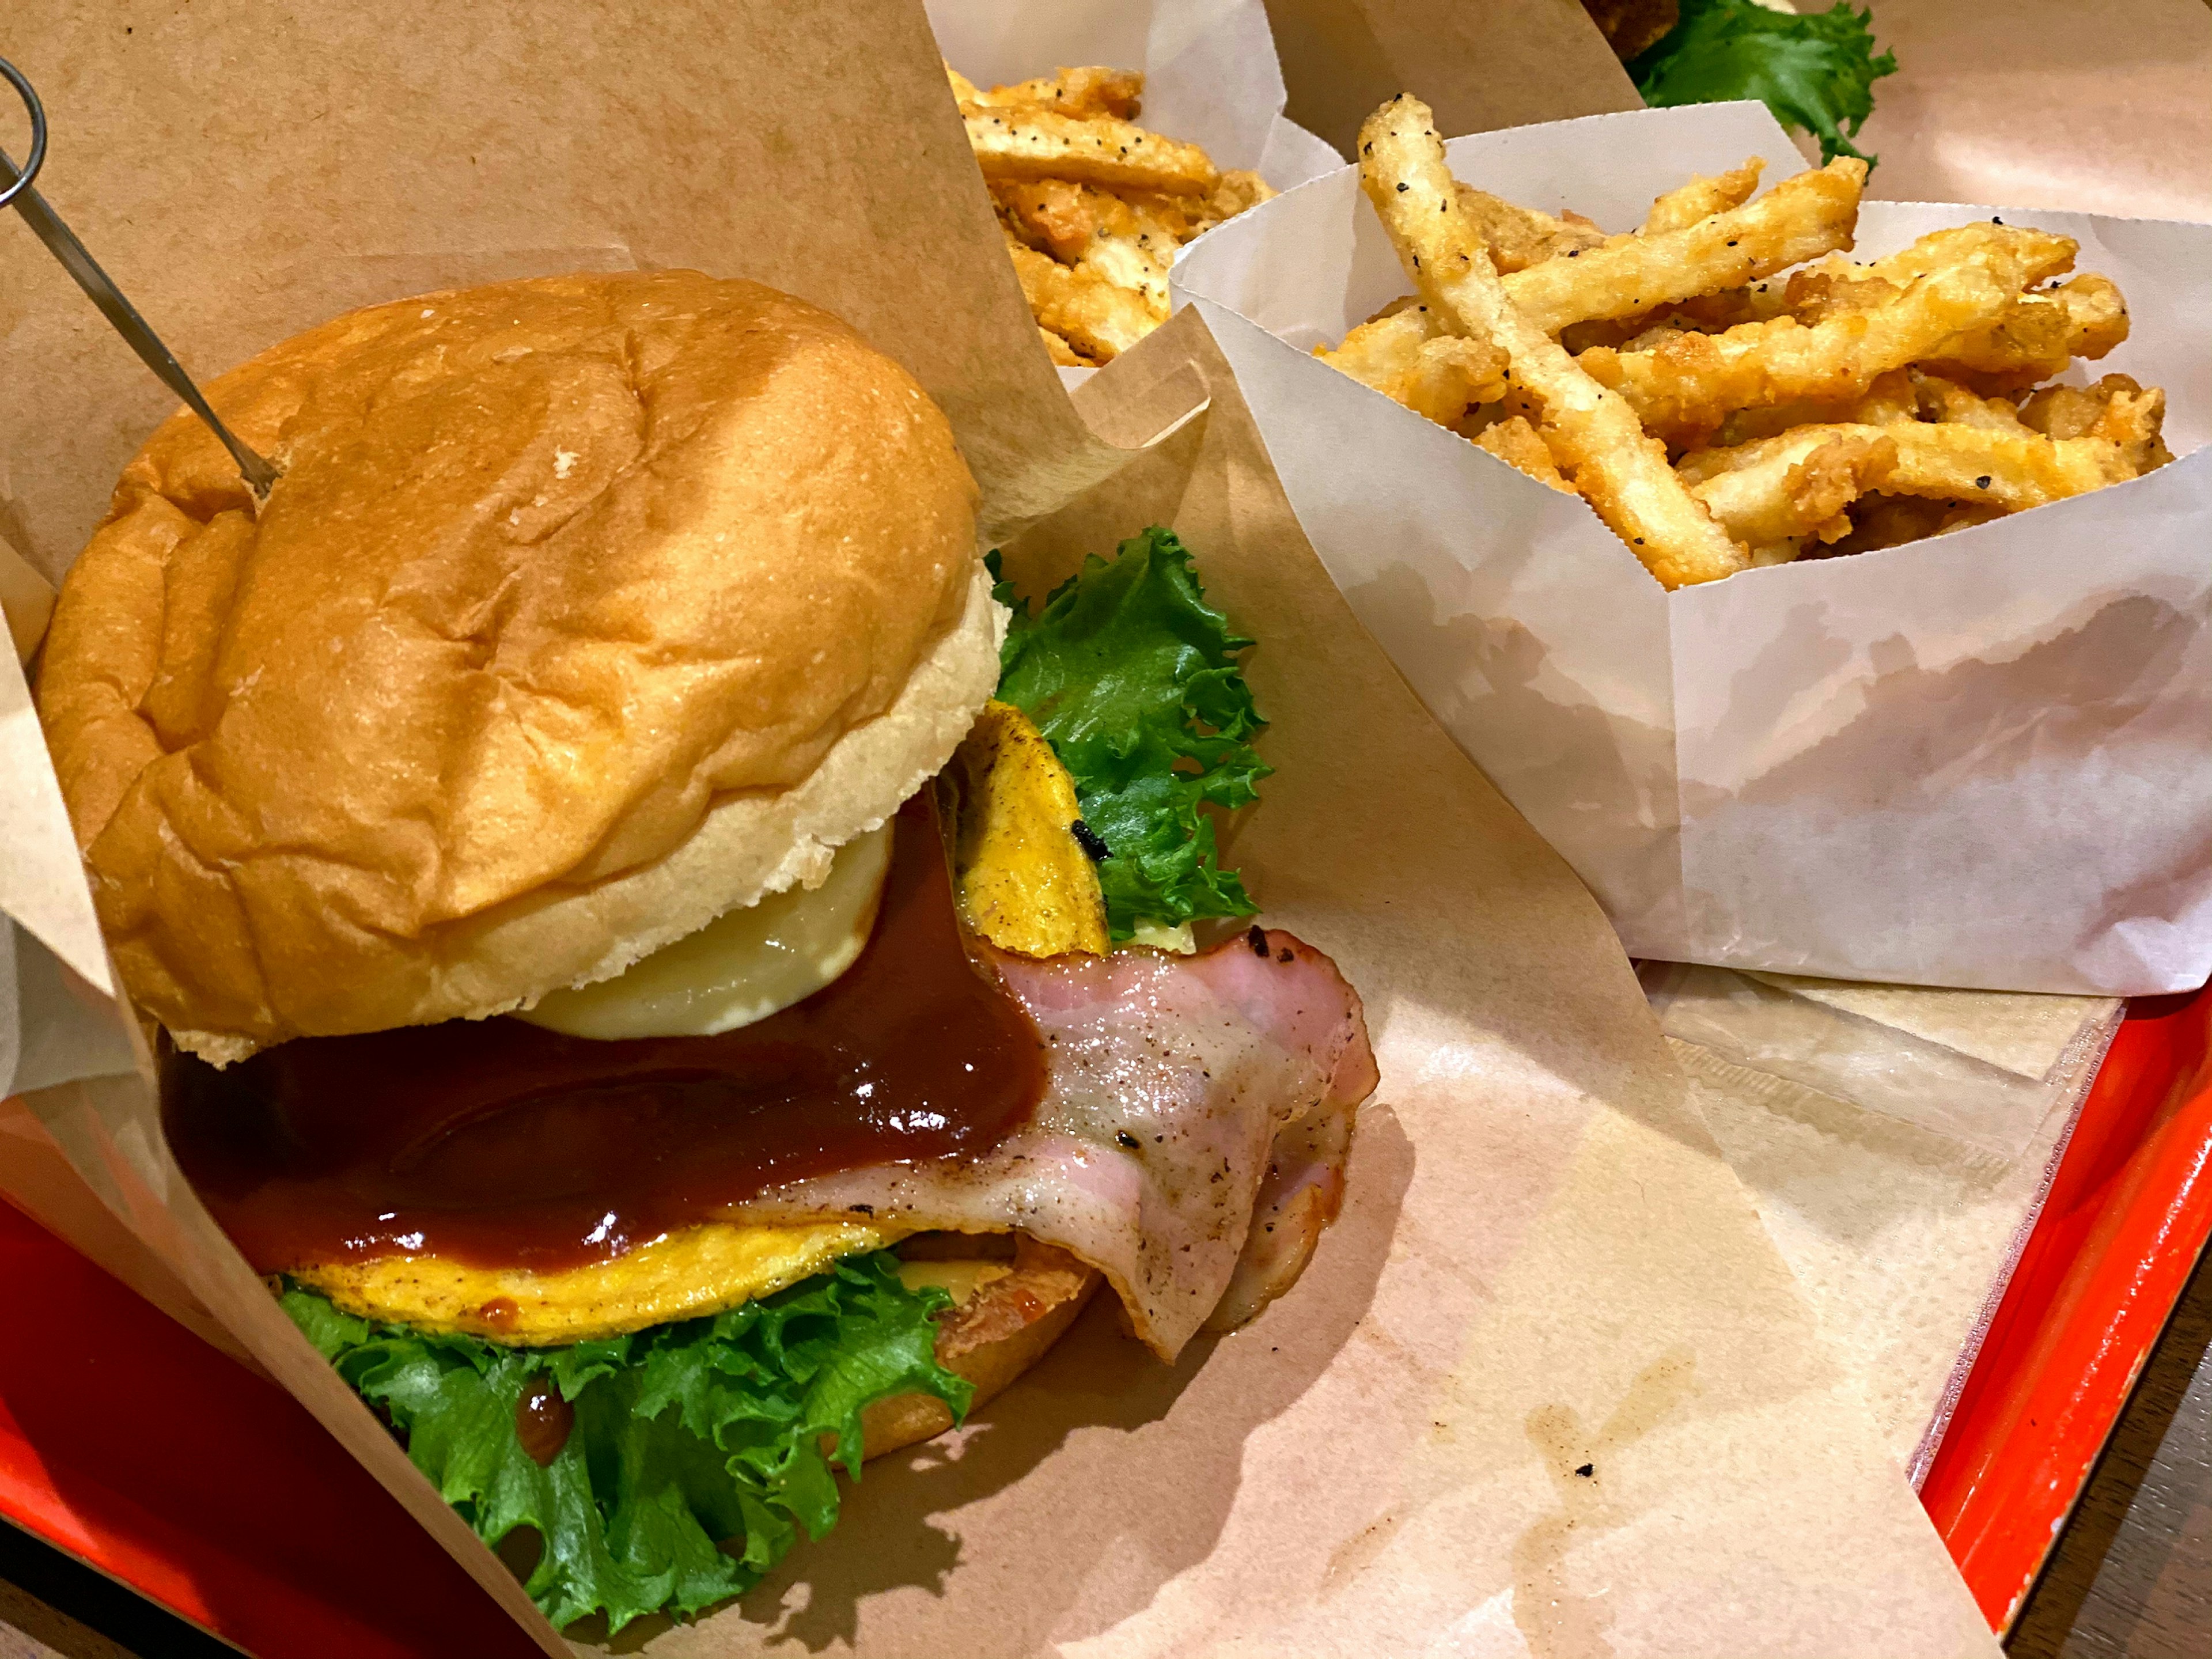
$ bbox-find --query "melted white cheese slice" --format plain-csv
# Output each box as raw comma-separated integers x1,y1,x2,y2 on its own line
519,824,894,1040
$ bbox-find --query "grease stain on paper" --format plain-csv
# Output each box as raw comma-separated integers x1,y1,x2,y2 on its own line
1511,1344,1698,1659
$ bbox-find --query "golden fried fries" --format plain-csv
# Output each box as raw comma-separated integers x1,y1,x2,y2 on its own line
951,63,1142,121
1686,430,1898,549
997,180,1178,311
1642,159,1764,236
1315,92,2167,582
1003,230,1157,361
1580,257,2016,442
1038,325,1092,368
1473,415,1575,491
1684,421,2136,547
965,108,1218,196
1931,274,2129,381
1910,370,2030,432
1505,158,1865,335
2021,373,2172,473
1452,184,1607,273
957,62,1270,362
1857,223,2078,290
1315,302,1510,425
1358,95,1748,588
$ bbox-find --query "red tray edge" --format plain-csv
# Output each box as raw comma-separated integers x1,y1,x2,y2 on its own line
1921,987,2212,1632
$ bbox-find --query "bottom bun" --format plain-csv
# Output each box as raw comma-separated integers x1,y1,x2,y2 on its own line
860,1237,1101,1460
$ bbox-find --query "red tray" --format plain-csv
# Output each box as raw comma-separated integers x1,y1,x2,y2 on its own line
0,1197,537,1658
1922,984,2212,1633
6,984,2211,1654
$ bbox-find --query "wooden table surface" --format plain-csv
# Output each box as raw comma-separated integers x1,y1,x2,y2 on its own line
2009,1240,2212,1658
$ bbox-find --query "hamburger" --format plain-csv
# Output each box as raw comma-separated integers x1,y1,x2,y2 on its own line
36,270,1376,1631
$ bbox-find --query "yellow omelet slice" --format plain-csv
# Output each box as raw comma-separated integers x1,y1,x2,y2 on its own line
293,1219,904,1346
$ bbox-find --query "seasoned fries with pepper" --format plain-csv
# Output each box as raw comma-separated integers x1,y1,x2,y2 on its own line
955,61,1274,363
1316,92,2169,584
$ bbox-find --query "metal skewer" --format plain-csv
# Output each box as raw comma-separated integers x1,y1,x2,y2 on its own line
0,55,279,498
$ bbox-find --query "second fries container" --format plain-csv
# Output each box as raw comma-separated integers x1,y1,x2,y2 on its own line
1175,101,2212,996
925,0,1340,193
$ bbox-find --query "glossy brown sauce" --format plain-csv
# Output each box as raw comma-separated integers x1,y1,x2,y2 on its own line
516,1376,574,1465
161,794,1045,1274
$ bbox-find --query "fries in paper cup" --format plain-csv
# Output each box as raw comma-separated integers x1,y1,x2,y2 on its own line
1319,94,2166,587
1174,100,2212,994
957,62,1274,364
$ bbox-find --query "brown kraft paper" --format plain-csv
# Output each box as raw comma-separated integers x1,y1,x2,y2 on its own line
1263,0,1639,158
2,2,1994,1652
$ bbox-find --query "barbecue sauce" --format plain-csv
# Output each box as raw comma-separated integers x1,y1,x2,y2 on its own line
161,794,1045,1274
516,1376,574,1465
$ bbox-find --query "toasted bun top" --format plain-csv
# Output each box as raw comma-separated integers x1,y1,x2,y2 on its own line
38,270,996,1060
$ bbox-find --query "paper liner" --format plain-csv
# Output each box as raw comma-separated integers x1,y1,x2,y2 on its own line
0,4,1997,1653
1175,99,2212,994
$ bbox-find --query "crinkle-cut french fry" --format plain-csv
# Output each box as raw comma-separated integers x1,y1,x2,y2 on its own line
1210,170,1277,222
1002,230,1156,360
1642,158,1765,236
1112,188,1206,241
955,63,1145,121
2052,274,2131,357
1471,414,1577,491
1855,222,2080,290
1358,94,1747,588
1911,370,2030,431
1315,305,1510,426
1699,372,1920,458
1502,158,1864,335
2021,373,2173,474
1452,184,1607,274
1116,175,1274,245
994,178,1092,262
965,108,1218,196
1687,431,1900,544
1852,369,1921,427
1824,493,2001,555
1785,270,1907,325
997,180,1177,311
1559,280,1792,353
1579,256,2016,442
1038,325,1092,367
1930,274,2130,382
1681,422,2135,541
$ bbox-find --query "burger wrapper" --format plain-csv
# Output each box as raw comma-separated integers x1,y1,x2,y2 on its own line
1174,97,2212,996
0,3,1998,1654
925,0,1341,192
1262,0,1639,158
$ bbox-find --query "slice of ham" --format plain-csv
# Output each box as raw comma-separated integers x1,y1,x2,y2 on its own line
734,926,1376,1359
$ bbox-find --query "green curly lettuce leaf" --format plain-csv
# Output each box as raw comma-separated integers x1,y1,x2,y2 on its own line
283,1251,969,1633
1627,0,1897,166
989,527,1268,941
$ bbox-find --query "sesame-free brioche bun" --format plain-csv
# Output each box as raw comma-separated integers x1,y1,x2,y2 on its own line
38,271,999,1063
